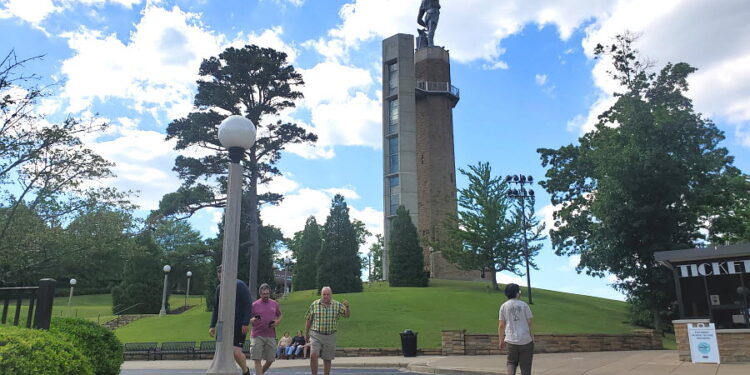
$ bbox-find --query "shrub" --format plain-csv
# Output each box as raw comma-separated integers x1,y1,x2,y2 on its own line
0,325,94,375
388,206,429,287
112,233,166,314
50,318,123,375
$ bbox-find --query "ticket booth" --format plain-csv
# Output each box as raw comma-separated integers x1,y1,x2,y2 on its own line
655,244,750,362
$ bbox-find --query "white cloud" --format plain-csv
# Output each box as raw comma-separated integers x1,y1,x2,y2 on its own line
58,6,300,124
310,0,615,67
559,254,581,272
85,119,180,210
294,61,381,150
0,0,145,28
258,175,300,196
241,26,299,64
262,0,304,7
535,74,548,86
260,184,382,255
496,272,526,286
324,187,360,200
575,0,750,138
59,5,226,120
0,0,60,26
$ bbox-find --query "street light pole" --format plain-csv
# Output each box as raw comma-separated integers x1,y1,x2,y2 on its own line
67,278,77,314
185,271,192,309
284,257,290,296
207,115,256,375
507,174,535,305
159,265,171,316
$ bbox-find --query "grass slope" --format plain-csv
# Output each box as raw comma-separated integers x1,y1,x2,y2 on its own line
115,280,648,348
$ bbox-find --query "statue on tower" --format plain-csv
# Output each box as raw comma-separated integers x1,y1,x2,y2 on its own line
417,0,440,49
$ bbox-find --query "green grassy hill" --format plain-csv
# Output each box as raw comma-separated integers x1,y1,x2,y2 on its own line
114,280,662,348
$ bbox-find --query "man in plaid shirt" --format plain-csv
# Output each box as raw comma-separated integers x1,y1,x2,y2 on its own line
304,286,350,375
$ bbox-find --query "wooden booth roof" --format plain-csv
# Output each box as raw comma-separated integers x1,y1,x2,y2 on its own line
655,243,750,269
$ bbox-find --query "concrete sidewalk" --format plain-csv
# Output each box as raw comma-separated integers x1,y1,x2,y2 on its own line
121,350,749,374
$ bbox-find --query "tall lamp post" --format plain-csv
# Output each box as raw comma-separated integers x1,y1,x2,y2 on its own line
67,278,77,313
507,174,535,305
185,271,192,308
283,257,291,296
207,115,256,375
159,265,171,316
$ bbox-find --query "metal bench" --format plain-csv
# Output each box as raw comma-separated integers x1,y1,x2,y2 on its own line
123,342,158,360
197,340,216,359
156,341,196,360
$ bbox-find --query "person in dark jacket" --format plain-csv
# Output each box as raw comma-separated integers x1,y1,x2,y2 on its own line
209,265,252,375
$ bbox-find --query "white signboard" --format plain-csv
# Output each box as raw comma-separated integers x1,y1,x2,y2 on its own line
687,323,720,363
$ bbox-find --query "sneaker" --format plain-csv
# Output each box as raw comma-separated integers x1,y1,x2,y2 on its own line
242,369,250,375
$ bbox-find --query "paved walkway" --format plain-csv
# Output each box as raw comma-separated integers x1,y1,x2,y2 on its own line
121,350,749,375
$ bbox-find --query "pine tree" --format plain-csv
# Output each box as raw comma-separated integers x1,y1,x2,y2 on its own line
111,233,165,314
388,206,428,287
317,195,362,293
293,216,322,291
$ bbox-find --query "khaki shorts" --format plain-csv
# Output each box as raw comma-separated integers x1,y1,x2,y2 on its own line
250,336,276,361
310,331,337,360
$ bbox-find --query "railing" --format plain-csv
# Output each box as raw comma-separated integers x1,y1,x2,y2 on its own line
416,81,460,98
0,278,56,330
113,302,144,316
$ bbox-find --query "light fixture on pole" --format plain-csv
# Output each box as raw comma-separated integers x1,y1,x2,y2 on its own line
207,115,256,375
67,278,77,313
506,174,535,304
185,271,192,309
283,257,291,296
159,265,171,316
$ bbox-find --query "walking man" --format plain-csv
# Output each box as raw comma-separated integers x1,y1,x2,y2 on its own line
250,283,283,375
209,265,252,375
305,286,350,375
498,283,534,375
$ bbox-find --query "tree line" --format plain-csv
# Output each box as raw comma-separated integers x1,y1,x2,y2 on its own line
4,33,750,331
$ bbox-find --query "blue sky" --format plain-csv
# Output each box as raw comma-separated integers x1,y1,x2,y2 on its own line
2,0,749,301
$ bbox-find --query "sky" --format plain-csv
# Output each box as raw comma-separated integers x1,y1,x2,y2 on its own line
2,0,749,301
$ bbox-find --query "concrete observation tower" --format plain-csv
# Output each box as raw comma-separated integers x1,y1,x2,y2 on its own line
381,1,481,281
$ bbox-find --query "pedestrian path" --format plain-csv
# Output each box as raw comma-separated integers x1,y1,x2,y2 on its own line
121,350,749,375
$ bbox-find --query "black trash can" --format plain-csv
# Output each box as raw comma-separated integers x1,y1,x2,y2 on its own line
400,329,418,357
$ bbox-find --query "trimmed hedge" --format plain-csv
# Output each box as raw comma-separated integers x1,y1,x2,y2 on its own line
50,318,123,375
0,325,94,375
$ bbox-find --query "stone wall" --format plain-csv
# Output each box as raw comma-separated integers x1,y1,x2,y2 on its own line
441,329,662,356
674,319,750,363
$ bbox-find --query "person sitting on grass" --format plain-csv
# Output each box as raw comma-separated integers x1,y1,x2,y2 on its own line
276,331,292,359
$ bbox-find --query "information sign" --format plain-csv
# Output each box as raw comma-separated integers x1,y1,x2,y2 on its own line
687,323,720,363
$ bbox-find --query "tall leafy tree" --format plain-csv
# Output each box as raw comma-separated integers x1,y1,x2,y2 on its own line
0,51,131,280
441,163,535,290
152,219,211,294
292,216,322,291
317,194,362,293
111,233,165,314
57,206,137,293
368,234,384,281
159,45,316,299
388,206,428,287
537,34,740,332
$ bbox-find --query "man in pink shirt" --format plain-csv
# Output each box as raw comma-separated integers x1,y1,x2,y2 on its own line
250,283,283,375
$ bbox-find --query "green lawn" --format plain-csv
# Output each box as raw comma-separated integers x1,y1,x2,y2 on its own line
114,280,669,348
1,293,205,326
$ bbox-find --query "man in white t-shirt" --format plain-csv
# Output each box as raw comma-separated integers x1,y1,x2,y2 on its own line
498,283,534,375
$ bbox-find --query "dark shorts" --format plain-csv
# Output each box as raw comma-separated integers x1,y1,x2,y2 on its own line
233,325,247,348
